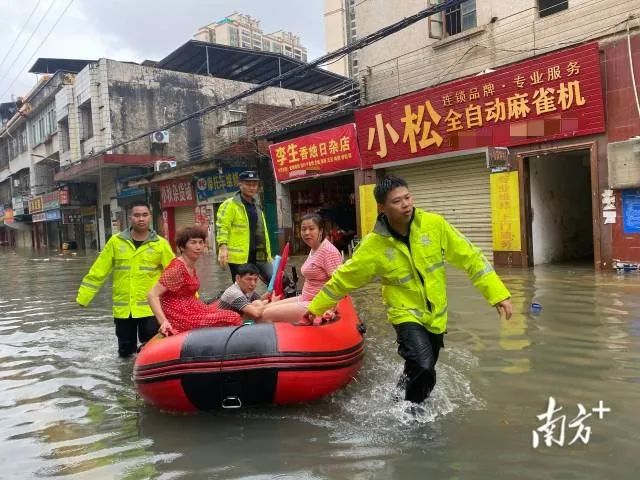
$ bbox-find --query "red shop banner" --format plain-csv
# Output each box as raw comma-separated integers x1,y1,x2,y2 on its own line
269,123,362,182
58,187,70,205
159,179,196,208
3,208,14,224
355,43,605,168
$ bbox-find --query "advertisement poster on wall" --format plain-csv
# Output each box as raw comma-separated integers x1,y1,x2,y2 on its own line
622,189,640,234
490,171,522,251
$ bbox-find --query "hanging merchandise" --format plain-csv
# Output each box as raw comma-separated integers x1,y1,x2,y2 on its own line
288,174,357,255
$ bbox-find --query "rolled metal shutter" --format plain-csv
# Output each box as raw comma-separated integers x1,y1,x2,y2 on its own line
174,206,195,233
388,155,493,262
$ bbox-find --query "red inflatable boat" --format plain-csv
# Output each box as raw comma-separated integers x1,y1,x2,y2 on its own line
134,296,365,412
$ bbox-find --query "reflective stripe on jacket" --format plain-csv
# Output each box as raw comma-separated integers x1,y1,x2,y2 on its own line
76,229,174,318
215,192,272,264
308,209,510,334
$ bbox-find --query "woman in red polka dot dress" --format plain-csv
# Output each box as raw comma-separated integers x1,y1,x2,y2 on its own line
148,225,242,335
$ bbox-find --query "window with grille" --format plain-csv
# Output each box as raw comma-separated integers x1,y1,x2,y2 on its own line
538,0,568,17
59,119,71,152
428,0,476,39
229,27,239,46
445,0,476,35
79,103,93,141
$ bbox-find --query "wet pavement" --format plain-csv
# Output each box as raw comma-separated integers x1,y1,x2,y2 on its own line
1,247,639,479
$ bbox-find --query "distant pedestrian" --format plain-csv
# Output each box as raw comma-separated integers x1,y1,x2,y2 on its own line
76,201,174,357
216,170,273,283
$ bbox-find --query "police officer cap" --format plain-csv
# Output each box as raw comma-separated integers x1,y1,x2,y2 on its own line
239,170,260,181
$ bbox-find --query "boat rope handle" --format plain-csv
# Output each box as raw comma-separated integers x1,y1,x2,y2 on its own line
219,323,249,408
221,396,243,409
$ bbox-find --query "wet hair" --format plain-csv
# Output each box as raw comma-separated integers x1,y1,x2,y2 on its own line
176,225,207,251
300,213,324,238
130,200,151,211
236,263,260,277
374,175,409,204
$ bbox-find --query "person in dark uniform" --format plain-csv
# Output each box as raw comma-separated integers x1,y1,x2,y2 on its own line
216,170,273,283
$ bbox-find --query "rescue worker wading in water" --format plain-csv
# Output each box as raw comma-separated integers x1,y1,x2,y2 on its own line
303,176,513,404
76,201,174,357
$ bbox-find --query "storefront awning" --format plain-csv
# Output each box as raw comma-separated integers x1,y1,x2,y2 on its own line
54,154,175,183
127,161,219,187
2,221,31,231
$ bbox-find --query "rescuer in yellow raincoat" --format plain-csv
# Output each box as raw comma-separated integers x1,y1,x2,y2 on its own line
76,201,174,357
304,176,513,403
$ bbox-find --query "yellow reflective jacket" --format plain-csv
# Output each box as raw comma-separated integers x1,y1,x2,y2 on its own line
215,192,272,264
76,229,174,318
308,209,511,334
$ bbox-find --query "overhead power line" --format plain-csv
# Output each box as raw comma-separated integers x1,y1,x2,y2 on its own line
177,78,359,162
0,0,58,87
0,0,43,74
144,0,634,166
82,0,461,163
0,0,75,102
363,3,638,102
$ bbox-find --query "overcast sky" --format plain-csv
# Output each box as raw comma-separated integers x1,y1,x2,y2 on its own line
0,0,325,103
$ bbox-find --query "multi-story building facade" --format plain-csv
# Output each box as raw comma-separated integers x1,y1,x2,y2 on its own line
343,0,640,269
194,12,308,62
0,42,341,251
269,0,638,270
324,0,359,77
0,72,81,249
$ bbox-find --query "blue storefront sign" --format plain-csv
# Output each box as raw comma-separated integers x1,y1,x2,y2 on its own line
118,185,146,199
45,209,62,222
194,167,244,202
622,189,640,234
116,171,147,199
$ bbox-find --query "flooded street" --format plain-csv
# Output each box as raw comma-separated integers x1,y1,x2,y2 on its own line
1,247,639,479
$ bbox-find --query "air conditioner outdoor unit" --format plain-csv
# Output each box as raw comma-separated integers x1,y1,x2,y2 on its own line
150,130,170,144
154,160,177,172
608,138,640,189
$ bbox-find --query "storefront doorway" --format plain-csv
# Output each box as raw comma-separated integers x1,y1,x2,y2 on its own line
288,173,356,255
524,149,594,265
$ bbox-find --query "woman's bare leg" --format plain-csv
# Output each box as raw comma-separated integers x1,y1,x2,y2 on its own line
261,297,309,323
267,296,298,307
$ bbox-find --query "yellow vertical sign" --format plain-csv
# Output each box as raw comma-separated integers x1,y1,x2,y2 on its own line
359,184,378,237
490,171,521,252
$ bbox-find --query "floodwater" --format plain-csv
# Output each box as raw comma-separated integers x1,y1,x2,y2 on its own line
1,247,639,480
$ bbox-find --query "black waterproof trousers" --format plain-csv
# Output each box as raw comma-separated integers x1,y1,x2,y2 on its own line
394,322,444,403
114,315,159,358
